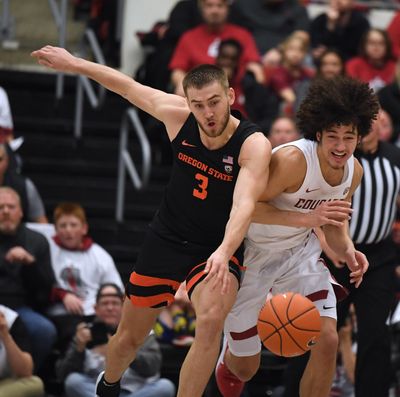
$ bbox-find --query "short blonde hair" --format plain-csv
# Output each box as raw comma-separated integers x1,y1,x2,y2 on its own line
280,32,309,55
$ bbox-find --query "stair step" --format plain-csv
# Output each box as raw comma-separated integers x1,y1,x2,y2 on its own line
43,199,158,222
23,157,171,182
19,135,159,163
37,185,164,208
90,221,148,244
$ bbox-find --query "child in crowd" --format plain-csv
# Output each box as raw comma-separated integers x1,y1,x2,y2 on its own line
267,32,314,116
47,202,124,350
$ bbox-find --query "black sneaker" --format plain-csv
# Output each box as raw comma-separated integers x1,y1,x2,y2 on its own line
95,371,121,397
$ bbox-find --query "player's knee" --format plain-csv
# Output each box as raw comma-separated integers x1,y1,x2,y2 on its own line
112,327,145,355
195,309,225,340
318,324,338,356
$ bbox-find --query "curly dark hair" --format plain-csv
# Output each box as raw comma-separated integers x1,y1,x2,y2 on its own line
296,76,379,140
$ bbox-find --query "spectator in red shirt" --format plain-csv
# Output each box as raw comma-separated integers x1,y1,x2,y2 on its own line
346,28,396,92
169,0,263,96
387,11,400,59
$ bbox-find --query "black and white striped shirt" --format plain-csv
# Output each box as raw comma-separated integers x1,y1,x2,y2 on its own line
350,142,400,247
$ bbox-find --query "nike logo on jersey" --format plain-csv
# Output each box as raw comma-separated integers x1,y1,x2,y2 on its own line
182,140,196,147
323,305,335,310
306,187,320,193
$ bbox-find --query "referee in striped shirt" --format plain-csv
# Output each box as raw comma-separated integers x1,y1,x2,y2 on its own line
330,111,400,397
282,111,400,397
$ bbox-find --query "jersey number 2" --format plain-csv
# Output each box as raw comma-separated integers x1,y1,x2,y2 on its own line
193,173,208,200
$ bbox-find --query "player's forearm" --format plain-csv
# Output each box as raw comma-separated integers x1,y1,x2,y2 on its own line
253,202,309,227
218,201,255,258
73,57,137,99
323,224,354,258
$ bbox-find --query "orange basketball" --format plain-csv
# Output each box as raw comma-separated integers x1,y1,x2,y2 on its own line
257,292,321,357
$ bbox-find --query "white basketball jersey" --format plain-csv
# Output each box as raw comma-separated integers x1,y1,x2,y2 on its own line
247,138,354,250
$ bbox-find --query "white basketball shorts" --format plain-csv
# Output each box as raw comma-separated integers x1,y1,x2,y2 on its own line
224,232,345,357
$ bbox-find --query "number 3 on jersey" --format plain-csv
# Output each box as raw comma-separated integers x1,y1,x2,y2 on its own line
193,173,208,200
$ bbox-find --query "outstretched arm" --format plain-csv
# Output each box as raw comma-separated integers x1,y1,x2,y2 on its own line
323,218,368,288
253,200,352,228
252,146,351,228
322,160,368,287
31,46,189,139
203,133,271,293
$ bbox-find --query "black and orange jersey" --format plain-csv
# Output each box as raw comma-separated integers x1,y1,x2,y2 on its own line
155,111,260,246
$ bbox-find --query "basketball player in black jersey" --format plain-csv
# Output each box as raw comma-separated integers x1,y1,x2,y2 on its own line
31,46,271,397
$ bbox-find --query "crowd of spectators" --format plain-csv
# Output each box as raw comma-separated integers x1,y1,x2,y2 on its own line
133,0,400,148
56,283,175,397
1,0,400,396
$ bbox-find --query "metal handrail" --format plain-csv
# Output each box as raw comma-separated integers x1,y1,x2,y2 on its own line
0,0,9,39
0,0,16,45
48,0,67,99
74,28,106,140
116,107,152,222
309,0,400,10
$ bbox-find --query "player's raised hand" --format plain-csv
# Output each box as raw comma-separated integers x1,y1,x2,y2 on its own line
307,200,352,228
31,45,77,73
203,250,231,294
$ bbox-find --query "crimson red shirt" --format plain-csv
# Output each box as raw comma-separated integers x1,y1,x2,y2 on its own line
268,65,314,95
169,23,260,80
346,57,396,91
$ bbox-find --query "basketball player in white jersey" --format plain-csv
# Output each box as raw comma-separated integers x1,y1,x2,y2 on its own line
215,77,380,397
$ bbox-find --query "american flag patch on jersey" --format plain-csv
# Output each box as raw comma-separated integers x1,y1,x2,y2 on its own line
223,155,233,165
